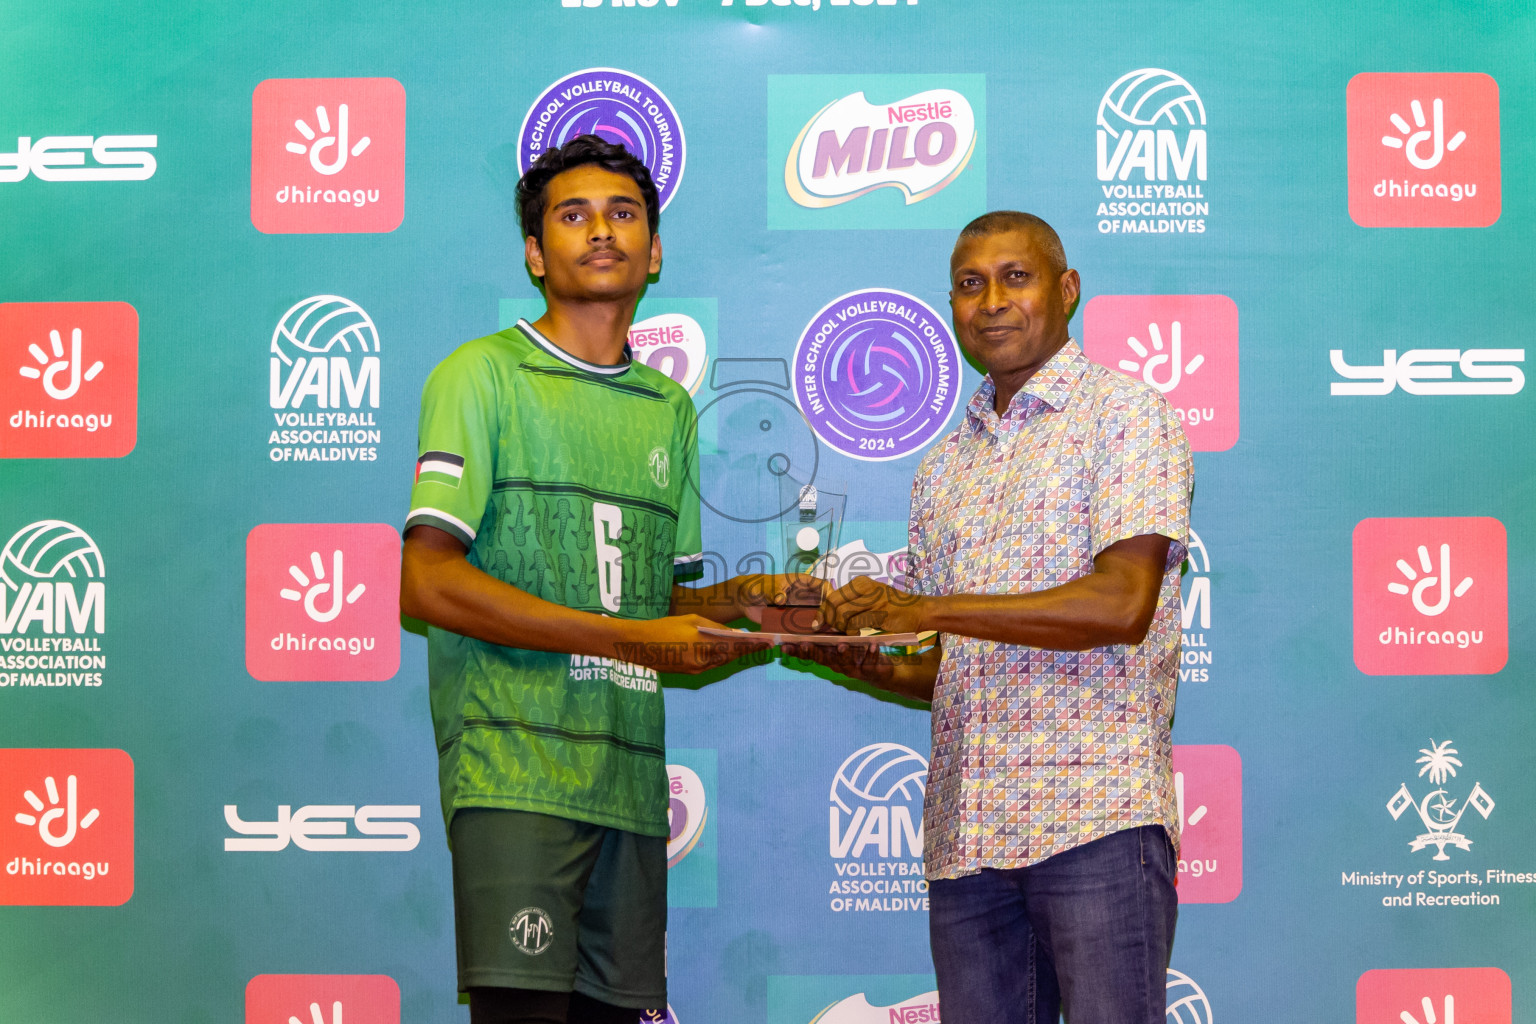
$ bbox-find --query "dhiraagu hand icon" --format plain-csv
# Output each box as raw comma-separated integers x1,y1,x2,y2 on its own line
15,773,100,848
279,550,365,623
287,104,371,176
18,327,104,401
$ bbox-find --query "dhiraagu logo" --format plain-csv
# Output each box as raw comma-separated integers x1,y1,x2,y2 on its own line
768,975,938,1024
768,75,985,230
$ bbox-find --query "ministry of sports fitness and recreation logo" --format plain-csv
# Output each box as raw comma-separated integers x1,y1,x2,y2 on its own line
2,302,138,459
519,69,685,210
0,133,156,183
793,289,960,462
0,748,133,905
267,295,382,464
244,523,401,682
1094,68,1209,236
245,975,401,1024
827,742,928,914
1347,72,1501,228
769,74,984,230
1082,296,1238,452
0,520,107,690
1329,345,1523,396
1352,517,1507,676
1171,745,1242,904
251,77,406,234
1386,739,1494,861
1357,968,1510,1024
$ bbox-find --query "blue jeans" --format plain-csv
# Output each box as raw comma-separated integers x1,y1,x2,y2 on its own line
928,825,1178,1024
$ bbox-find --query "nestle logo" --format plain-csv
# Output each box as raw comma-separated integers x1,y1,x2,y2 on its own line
890,1003,940,1023
887,101,951,124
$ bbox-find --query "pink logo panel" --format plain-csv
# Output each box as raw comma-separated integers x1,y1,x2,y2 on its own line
246,975,400,1024
0,748,134,906
1353,517,1507,676
251,78,406,234
1356,968,1510,1024
245,523,401,682
1082,295,1238,452
1347,72,1500,228
1171,744,1242,904
0,302,138,459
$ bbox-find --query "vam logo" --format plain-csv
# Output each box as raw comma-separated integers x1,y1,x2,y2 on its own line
0,520,107,690
1352,517,1506,675
1094,69,1209,235
1347,73,1500,228
1386,739,1494,861
1171,745,1242,903
0,134,156,182
1165,969,1212,1024
827,742,928,913
251,78,406,234
1083,295,1238,451
1179,528,1214,684
769,75,984,229
224,804,420,852
245,523,401,682
245,974,401,1024
2,302,138,459
1356,968,1510,1024
0,748,133,905
267,295,382,464
1329,347,1523,396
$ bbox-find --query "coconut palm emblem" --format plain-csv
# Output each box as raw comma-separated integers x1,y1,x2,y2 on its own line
1387,740,1495,860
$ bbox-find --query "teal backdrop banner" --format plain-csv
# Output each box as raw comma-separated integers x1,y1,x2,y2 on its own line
1,2,1531,1022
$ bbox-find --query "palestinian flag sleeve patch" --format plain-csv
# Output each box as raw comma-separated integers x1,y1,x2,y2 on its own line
415,450,465,488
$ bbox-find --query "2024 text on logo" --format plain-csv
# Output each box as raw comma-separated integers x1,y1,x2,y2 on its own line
245,523,401,681
1352,517,1506,675
0,748,133,905
1,302,137,458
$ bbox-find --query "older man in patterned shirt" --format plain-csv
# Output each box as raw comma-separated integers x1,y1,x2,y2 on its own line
790,211,1194,1024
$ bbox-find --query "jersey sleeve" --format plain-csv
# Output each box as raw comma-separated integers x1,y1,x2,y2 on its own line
405,344,499,549
1088,384,1193,570
672,395,703,578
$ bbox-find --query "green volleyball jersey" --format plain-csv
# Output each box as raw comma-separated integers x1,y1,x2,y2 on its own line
405,320,701,837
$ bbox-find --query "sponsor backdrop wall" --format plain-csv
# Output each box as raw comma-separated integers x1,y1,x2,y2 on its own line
0,2,1530,1022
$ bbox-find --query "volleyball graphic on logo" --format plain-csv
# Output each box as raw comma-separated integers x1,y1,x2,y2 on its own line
830,742,928,813
0,520,104,591
1097,69,1206,136
1165,969,1213,1024
270,295,379,365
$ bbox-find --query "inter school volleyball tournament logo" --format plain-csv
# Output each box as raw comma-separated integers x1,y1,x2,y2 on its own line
1352,517,1507,676
1,302,137,459
1347,73,1500,228
1094,69,1209,235
0,520,107,690
827,742,928,914
1171,745,1242,904
245,523,400,682
267,295,382,464
638,1009,678,1024
1082,295,1238,452
251,77,406,234
794,289,960,462
1357,968,1510,1024
519,69,685,210
245,974,400,1024
0,748,133,905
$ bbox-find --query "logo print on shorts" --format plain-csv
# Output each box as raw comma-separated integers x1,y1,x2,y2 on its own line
509,906,555,956
519,69,685,210
794,289,960,462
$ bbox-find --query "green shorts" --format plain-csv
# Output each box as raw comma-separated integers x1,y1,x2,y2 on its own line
449,807,667,1007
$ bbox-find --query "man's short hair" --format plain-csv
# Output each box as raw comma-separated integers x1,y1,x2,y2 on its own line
955,210,1068,276
515,135,660,246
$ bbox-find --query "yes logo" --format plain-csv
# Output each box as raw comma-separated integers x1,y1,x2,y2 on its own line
245,524,400,681
1,302,137,458
251,78,406,234
1171,745,1242,903
0,748,133,905
224,804,420,852
245,974,400,1024
1353,517,1506,675
1356,968,1509,1024
1348,73,1500,228
1083,295,1238,451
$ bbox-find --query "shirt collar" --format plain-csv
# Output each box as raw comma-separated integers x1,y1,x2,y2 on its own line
516,318,633,376
966,338,1088,429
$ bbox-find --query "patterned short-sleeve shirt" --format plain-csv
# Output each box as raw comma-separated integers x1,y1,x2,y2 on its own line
906,339,1193,880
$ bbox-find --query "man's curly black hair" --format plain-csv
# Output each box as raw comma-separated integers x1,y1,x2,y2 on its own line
515,134,660,246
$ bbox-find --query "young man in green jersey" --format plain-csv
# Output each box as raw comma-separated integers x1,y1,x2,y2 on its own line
400,136,791,1024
